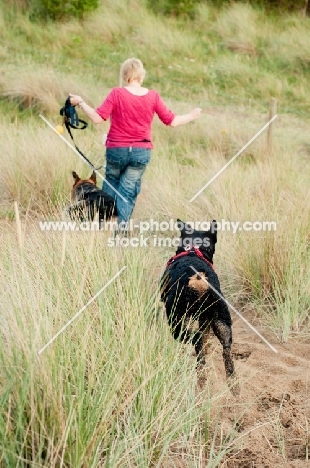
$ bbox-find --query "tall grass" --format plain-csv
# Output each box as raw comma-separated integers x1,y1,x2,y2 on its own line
1,105,309,340
1,0,310,465
0,223,242,466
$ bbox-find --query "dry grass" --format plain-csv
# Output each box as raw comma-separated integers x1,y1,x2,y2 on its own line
264,18,310,68
1,66,87,114
0,1,310,465
1,104,309,337
212,3,261,54
0,222,237,466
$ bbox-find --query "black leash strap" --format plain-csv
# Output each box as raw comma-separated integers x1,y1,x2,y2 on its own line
64,119,101,170
60,97,104,171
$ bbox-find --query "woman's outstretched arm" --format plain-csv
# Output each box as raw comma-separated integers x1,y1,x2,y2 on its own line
170,108,202,127
69,94,103,124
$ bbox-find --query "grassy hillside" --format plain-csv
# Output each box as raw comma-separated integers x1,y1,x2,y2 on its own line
0,0,309,466
1,0,310,114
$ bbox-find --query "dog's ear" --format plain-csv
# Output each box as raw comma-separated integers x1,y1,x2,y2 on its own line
210,220,218,243
90,171,97,184
177,219,194,234
177,219,185,232
72,171,80,182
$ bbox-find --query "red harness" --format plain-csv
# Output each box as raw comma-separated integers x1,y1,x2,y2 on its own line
166,246,214,270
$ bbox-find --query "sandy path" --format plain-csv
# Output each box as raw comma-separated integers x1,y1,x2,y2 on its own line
206,317,310,467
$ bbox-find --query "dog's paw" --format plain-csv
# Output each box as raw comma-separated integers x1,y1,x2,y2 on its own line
232,343,252,361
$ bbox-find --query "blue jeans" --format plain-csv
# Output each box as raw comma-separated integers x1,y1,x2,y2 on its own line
102,147,151,224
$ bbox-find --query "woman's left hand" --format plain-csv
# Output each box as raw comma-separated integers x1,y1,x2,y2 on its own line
69,94,82,106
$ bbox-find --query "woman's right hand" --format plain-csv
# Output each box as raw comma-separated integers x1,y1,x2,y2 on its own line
69,94,83,106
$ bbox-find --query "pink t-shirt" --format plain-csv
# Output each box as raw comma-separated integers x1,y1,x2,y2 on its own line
96,87,175,149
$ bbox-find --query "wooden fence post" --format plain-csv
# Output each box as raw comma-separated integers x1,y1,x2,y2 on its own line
304,0,310,17
267,98,277,154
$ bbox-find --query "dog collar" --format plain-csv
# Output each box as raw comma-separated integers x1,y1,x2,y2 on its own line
166,246,214,269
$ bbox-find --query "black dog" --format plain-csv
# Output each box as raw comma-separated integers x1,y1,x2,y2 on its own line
66,171,116,224
160,219,239,395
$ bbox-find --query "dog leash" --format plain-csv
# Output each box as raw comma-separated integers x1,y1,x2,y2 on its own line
60,96,104,171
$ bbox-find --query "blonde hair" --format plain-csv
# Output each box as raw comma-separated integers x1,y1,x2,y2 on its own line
120,58,146,85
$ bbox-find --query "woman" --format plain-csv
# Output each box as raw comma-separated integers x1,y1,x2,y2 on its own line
69,58,201,228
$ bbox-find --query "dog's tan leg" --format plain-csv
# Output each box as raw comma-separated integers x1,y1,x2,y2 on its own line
203,325,212,355
213,320,240,396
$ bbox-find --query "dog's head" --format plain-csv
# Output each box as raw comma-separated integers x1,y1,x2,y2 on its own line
175,218,217,263
71,170,97,200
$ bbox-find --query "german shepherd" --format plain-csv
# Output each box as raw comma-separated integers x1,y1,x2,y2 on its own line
66,171,116,224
